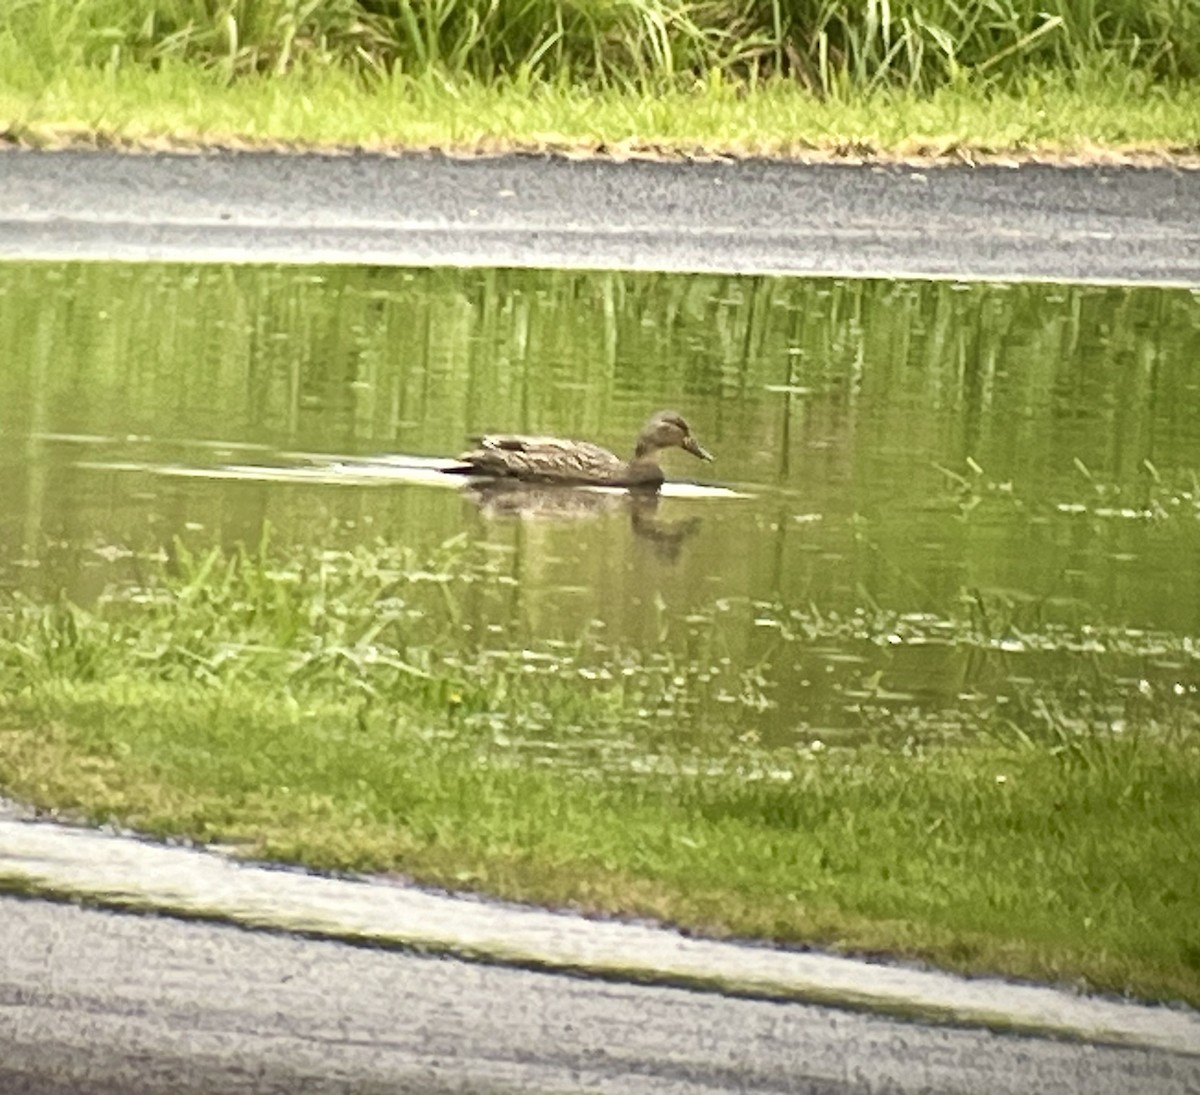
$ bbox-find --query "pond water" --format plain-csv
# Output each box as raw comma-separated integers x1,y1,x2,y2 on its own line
2,262,1199,749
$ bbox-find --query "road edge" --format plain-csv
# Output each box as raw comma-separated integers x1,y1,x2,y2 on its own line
1,815,1197,1057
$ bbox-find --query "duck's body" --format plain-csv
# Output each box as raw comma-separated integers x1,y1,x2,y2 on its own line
454,435,641,486
447,410,712,489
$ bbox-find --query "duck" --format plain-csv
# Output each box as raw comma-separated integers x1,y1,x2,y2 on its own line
445,410,713,489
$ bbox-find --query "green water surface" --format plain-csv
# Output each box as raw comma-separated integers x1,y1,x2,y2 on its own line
2,263,1199,750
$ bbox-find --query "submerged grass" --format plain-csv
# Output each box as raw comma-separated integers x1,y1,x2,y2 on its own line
1,1,1198,156
1,536,1198,1004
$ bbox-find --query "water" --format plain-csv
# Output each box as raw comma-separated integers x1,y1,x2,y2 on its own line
2,261,1199,749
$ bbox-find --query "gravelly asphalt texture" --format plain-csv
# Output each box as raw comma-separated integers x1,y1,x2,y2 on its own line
3,897,1198,1094
1,149,1198,283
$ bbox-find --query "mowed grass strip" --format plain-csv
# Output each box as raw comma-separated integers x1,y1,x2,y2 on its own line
3,63,1198,160
0,540,1197,1005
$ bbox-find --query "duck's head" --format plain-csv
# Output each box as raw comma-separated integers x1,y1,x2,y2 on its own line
634,410,714,462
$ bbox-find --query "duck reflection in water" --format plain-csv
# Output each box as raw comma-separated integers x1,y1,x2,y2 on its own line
462,482,703,563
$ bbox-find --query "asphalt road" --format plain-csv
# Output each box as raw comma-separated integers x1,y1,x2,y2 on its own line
1,149,1199,284
3,896,1198,1095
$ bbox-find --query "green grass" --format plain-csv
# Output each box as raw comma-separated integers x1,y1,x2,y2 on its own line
6,0,1197,87
2,536,1198,1005
3,62,1199,159
1,1,1198,157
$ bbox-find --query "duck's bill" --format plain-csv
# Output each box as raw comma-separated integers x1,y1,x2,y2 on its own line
684,436,714,461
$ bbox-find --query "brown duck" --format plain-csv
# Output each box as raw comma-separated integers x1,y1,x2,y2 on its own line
447,410,713,488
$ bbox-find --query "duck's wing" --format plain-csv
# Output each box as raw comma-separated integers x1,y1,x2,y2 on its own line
455,435,625,483
469,434,543,453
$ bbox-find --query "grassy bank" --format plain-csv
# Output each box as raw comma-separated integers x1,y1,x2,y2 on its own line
1,1,1198,158
5,65,1199,161
2,536,1198,1005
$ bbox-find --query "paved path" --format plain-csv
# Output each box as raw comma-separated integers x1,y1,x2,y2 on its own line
1,817,1198,1092
4,896,1198,1095
4,817,1198,1053
2,150,1199,284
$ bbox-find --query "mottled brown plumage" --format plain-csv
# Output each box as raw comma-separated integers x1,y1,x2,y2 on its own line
447,410,713,488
